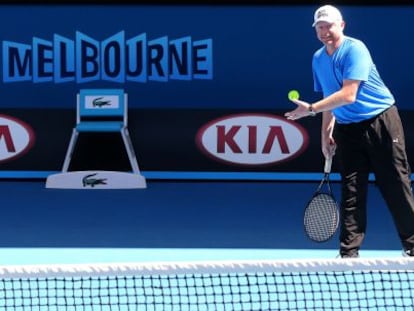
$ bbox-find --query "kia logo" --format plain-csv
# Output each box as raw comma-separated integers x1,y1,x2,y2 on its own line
196,113,309,166
0,114,35,162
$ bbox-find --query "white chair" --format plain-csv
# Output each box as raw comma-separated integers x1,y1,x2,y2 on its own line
46,89,146,189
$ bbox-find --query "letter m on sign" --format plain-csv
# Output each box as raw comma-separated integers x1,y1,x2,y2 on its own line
2,41,32,82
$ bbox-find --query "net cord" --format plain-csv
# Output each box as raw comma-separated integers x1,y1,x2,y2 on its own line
0,257,413,279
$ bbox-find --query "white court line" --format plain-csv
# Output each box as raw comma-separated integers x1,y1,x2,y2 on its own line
0,248,403,265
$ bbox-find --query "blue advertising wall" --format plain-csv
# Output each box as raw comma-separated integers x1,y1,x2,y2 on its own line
1,5,414,180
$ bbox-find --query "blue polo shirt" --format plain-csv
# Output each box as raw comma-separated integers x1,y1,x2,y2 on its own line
312,36,394,124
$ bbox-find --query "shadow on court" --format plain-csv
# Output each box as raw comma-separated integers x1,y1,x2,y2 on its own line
0,180,401,250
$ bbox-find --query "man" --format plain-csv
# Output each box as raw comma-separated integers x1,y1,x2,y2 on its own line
285,5,414,258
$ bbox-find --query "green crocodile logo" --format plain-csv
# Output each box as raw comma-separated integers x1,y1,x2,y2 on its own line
92,97,111,107
82,173,107,187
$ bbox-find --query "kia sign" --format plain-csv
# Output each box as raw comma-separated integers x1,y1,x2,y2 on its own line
0,114,35,163
196,113,309,166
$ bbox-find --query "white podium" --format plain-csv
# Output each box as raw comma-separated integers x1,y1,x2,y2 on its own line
46,170,146,189
46,89,147,189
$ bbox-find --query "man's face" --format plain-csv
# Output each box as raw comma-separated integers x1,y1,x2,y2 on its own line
315,20,344,47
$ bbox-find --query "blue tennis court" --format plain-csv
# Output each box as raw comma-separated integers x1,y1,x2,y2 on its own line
0,179,404,264
0,180,412,311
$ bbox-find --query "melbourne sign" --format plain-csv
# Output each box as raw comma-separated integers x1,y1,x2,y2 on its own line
2,31,213,83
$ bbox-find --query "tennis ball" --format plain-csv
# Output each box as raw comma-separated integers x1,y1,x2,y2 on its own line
288,90,300,101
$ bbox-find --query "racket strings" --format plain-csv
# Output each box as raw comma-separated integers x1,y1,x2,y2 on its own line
304,193,339,242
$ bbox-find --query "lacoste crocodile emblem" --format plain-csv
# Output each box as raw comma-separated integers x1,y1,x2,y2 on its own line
92,97,111,107
82,173,107,187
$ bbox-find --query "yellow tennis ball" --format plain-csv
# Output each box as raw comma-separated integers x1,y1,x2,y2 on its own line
288,90,300,101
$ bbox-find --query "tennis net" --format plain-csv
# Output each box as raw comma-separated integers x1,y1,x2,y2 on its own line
0,256,413,310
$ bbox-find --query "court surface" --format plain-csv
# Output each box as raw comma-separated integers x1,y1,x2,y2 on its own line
0,179,405,265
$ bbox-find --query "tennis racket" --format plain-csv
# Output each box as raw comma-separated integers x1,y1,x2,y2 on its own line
303,156,339,242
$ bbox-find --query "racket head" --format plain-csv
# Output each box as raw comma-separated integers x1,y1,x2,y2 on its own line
304,192,339,242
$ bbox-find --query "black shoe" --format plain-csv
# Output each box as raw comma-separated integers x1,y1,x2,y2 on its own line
403,249,414,257
339,252,359,258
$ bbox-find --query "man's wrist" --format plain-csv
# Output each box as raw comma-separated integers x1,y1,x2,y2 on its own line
308,104,317,116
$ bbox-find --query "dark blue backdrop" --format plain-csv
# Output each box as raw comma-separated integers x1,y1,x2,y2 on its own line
1,5,413,110
1,4,414,179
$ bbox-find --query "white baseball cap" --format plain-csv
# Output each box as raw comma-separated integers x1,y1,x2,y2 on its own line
312,5,343,27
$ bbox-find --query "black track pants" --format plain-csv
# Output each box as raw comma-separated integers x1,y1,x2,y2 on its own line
334,105,414,255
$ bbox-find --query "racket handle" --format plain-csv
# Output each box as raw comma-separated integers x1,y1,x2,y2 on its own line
324,156,333,174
